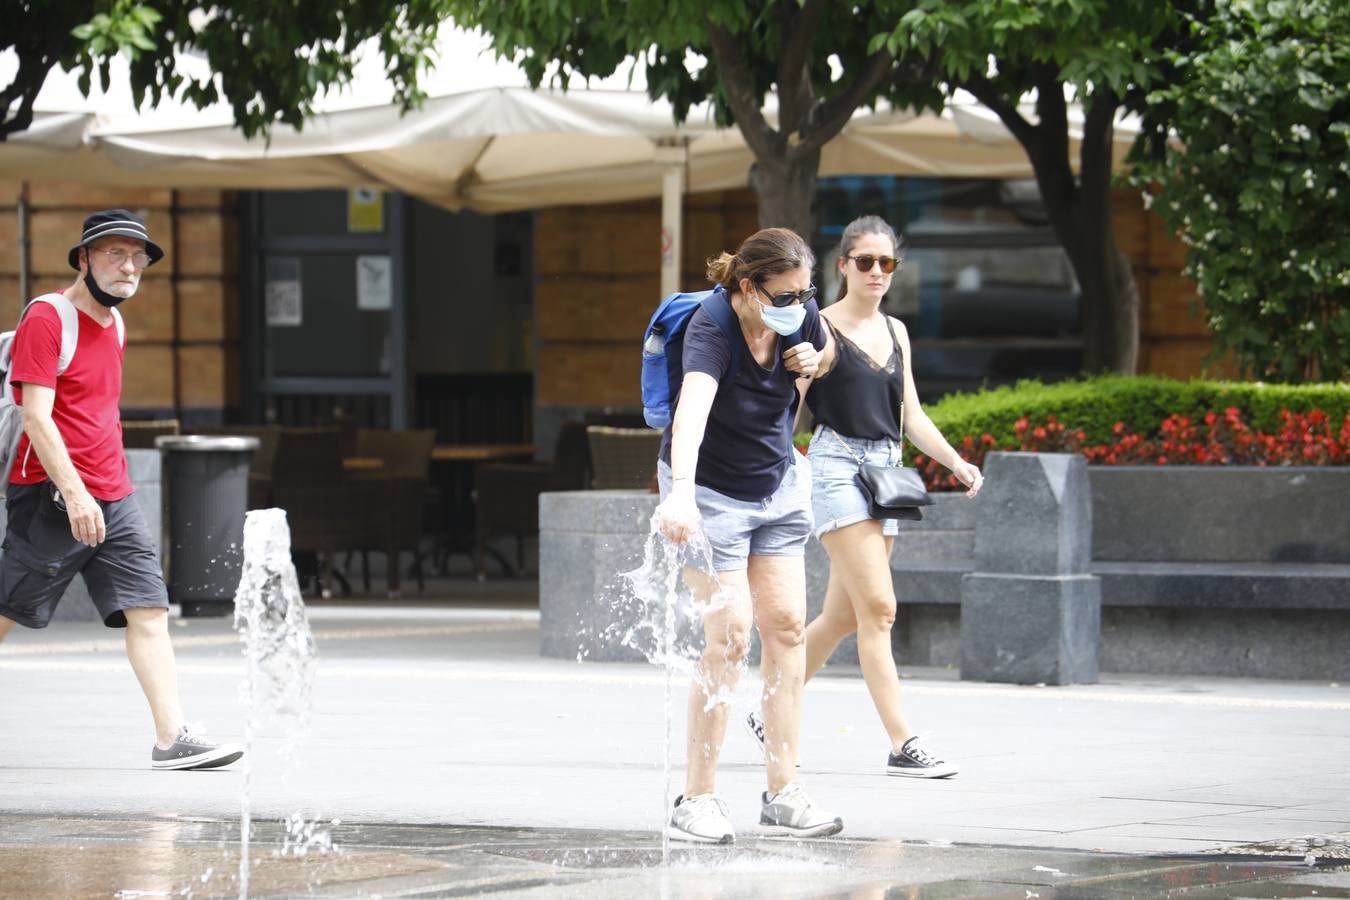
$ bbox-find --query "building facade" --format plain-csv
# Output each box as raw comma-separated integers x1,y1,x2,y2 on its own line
0,177,1218,443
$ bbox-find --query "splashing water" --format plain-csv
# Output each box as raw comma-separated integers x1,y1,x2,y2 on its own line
616,513,747,865
232,509,323,898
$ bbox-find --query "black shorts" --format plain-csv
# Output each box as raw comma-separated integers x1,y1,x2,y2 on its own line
0,481,169,628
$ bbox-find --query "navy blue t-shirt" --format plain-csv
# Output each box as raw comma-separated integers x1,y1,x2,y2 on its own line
659,294,825,502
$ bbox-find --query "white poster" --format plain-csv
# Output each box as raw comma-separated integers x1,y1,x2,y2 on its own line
264,257,302,326
356,255,392,310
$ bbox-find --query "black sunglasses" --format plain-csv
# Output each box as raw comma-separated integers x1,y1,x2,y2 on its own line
754,281,817,308
845,254,899,274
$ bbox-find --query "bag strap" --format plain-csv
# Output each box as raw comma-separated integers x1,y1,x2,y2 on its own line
110,306,126,348
700,288,746,382
23,293,80,374
882,316,906,449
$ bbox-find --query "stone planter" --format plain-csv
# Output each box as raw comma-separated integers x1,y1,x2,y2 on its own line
537,464,1350,678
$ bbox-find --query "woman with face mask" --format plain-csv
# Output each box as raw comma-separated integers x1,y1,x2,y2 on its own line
747,215,983,779
654,227,844,844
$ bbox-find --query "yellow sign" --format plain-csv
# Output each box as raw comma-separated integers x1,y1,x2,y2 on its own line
348,188,384,232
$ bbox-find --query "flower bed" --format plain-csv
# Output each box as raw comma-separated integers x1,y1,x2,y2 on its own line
912,377,1350,492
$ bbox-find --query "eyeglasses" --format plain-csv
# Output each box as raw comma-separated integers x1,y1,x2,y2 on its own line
90,248,151,269
754,281,817,308
845,254,899,274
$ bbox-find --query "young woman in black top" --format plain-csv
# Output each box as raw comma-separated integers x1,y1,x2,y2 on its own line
750,216,983,778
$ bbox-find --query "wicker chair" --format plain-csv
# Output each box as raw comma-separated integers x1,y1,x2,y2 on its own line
121,418,180,450
271,426,375,597
349,427,436,595
586,426,662,490
472,421,590,577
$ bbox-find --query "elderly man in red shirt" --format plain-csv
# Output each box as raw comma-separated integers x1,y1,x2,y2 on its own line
0,209,242,771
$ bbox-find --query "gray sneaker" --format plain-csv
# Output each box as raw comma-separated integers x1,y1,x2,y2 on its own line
668,793,735,844
760,783,843,838
151,728,244,771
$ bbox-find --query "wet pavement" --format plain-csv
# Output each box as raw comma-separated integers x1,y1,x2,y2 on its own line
3,815,1349,898
3,591,1350,897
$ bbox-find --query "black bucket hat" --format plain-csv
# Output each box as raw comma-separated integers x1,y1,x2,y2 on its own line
67,208,165,270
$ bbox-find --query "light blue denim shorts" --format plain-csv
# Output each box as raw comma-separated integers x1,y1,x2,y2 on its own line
657,455,813,571
807,425,903,539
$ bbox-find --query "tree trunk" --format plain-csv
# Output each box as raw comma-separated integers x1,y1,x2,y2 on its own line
1060,215,1140,374
749,147,821,239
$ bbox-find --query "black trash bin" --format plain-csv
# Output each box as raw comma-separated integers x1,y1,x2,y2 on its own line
156,435,259,617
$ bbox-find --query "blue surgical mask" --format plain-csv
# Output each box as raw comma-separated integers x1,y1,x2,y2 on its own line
758,300,807,336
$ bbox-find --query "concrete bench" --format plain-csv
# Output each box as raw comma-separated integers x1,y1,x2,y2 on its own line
885,465,1350,679
540,462,1350,679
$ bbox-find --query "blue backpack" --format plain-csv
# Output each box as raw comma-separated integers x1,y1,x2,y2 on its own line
641,286,803,429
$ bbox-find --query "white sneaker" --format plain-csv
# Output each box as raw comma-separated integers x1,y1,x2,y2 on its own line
759,782,842,838
668,793,735,844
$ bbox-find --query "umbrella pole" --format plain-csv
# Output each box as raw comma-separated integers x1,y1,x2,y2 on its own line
658,146,685,297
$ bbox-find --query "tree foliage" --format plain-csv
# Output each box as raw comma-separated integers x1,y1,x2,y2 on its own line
881,1,1177,374
2,0,447,141
450,1,940,236
452,0,1177,374
1129,0,1350,383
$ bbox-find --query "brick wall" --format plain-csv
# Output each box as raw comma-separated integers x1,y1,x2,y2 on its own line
1113,186,1233,378
534,189,758,408
0,181,240,422
535,186,1227,414
1,179,1222,424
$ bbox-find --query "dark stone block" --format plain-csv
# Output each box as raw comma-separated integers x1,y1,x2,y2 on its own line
1094,561,1350,609
897,492,978,532
540,491,695,663
960,572,1101,684
124,448,160,484
1100,607,1350,678
974,453,1091,576
892,561,969,606
1090,467,1350,564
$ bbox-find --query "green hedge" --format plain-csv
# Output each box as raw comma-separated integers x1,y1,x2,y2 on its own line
922,376,1350,446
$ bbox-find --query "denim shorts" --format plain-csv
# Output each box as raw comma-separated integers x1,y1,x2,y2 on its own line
807,425,903,539
657,455,813,572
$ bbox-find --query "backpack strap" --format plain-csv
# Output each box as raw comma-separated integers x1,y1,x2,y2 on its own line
23,293,80,375
110,306,126,348
699,288,746,381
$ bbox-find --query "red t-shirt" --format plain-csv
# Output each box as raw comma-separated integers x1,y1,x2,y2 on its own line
8,300,132,500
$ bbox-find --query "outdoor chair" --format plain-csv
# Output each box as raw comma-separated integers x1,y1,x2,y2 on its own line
347,427,436,595
121,418,180,450
271,426,375,598
472,421,590,578
586,426,662,490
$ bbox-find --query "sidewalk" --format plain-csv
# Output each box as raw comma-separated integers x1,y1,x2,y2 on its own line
3,600,1348,858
